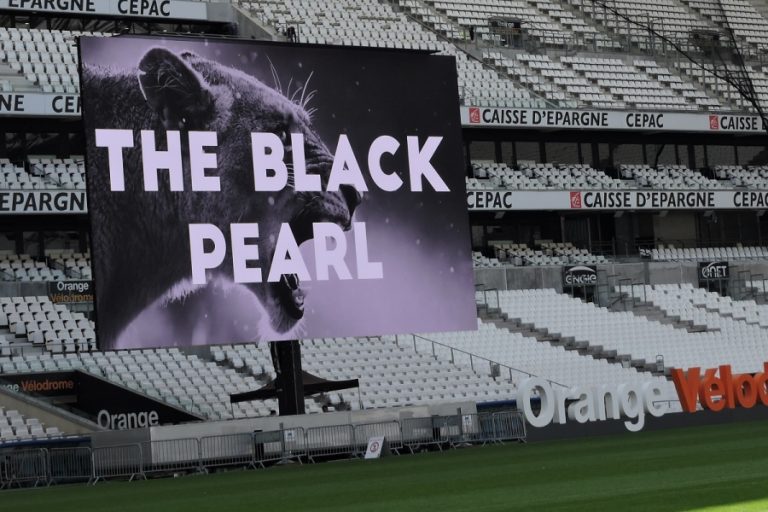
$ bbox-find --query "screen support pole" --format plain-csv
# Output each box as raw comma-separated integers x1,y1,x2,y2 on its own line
269,340,306,416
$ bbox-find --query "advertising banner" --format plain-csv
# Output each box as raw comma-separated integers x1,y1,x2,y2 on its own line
0,190,86,214
468,189,768,211
0,93,80,117
0,371,202,429
80,36,476,350
562,265,597,287
698,261,729,282
461,106,767,134
0,0,208,20
47,280,94,303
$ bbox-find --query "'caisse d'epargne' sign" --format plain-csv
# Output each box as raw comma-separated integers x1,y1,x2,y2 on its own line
95,130,447,284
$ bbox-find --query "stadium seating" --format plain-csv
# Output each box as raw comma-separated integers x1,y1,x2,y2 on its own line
0,406,63,442
0,27,108,94
0,295,95,353
0,4,759,112
473,242,607,267
620,164,728,189
420,318,673,392
213,336,518,409
715,165,768,188
482,288,768,375
680,0,768,51
651,245,768,261
629,283,768,329
239,0,549,108
0,253,67,282
0,249,90,282
470,161,768,191
46,250,91,280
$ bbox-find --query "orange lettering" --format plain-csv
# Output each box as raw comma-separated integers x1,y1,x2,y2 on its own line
700,377,726,412
734,374,758,408
671,367,700,413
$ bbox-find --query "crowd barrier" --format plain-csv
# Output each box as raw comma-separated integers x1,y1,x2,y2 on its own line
92,444,145,483
306,424,356,463
0,411,525,488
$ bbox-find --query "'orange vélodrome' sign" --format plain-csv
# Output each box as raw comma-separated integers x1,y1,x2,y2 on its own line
671,363,768,412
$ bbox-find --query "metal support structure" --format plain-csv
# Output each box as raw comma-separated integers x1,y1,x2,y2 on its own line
270,340,306,416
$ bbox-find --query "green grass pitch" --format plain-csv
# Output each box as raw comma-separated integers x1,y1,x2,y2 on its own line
4,420,768,512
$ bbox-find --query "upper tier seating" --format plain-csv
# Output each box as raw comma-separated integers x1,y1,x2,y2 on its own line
620,164,728,189
651,245,768,261
481,52,713,110
469,161,633,190
0,253,67,283
0,157,84,191
240,0,548,108
0,27,109,94
473,241,607,267
573,0,712,52
403,0,618,49
681,0,768,51
0,249,90,282
470,162,768,191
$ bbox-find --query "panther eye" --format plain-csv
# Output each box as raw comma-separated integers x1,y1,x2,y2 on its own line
279,128,290,143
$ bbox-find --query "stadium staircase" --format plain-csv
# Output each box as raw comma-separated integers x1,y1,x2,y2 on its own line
608,292,711,333
392,0,465,41
752,0,768,19
477,303,667,376
555,0,624,51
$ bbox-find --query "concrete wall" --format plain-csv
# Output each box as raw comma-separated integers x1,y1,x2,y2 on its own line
148,402,477,442
475,260,768,292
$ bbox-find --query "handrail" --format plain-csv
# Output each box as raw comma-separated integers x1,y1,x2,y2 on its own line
395,332,569,390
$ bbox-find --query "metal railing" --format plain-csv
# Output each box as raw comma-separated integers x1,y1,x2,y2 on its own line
305,425,356,463
395,333,536,386
0,411,527,489
92,444,145,484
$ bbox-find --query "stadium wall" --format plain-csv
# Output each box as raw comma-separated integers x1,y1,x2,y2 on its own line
148,402,477,442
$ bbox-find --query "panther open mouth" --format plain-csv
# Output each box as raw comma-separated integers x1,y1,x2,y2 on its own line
273,184,362,326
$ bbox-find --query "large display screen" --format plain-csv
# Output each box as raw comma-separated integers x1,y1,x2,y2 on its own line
79,35,476,350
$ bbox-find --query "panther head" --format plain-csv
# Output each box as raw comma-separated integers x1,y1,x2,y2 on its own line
136,47,362,337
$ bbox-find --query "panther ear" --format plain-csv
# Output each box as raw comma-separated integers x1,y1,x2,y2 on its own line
138,47,214,129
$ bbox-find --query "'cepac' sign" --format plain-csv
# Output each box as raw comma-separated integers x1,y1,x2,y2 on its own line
672,363,768,412
518,377,668,432
461,106,768,134
0,93,80,117
0,0,208,20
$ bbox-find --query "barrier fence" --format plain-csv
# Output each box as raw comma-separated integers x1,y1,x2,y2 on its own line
0,411,526,488
305,424,356,463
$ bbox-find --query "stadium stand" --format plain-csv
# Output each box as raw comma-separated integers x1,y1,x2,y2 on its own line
473,241,607,267
0,253,68,282
3,0,768,462
240,0,550,107
0,406,63,441
0,296,95,353
419,318,672,391
650,245,768,260
478,288,768,376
